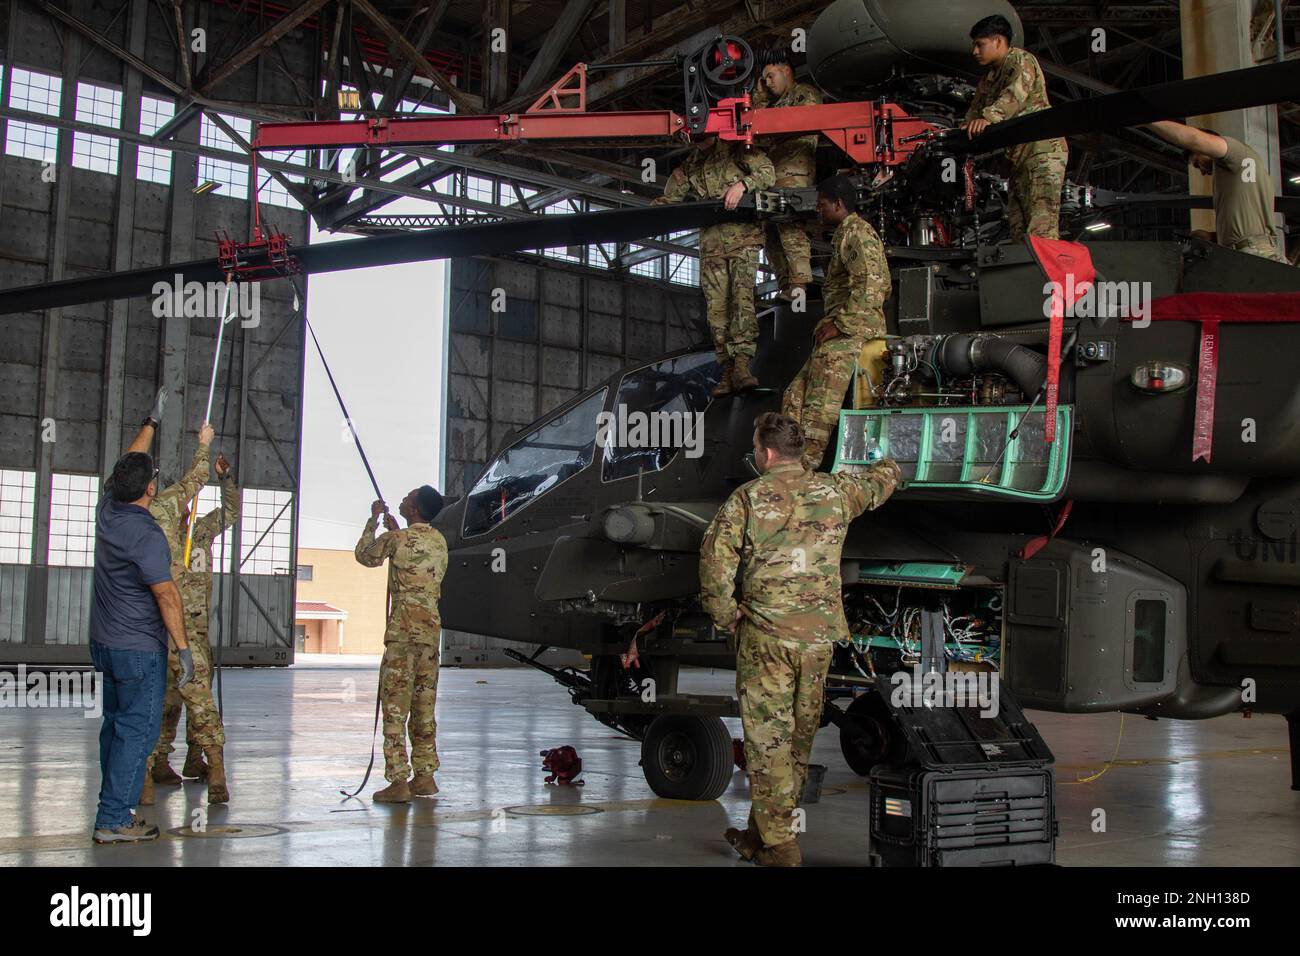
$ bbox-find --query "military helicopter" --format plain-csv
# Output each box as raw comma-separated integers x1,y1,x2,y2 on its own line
2,1,1299,802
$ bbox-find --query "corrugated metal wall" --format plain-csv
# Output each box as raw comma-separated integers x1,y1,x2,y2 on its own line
0,0,310,665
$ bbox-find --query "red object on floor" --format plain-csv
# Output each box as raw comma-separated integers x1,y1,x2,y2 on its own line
1129,292,1300,462
540,746,584,785
732,738,746,771
1027,237,1097,443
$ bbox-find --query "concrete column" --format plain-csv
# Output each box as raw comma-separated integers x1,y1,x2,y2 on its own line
1179,0,1282,235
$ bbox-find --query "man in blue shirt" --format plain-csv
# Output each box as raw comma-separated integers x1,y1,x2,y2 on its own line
90,391,200,844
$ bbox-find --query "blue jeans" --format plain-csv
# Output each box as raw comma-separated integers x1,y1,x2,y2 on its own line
89,641,166,829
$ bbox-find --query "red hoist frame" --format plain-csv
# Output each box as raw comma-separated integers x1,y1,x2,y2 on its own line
236,61,942,266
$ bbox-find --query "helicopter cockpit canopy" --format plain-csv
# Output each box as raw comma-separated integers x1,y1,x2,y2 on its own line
601,352,720,483
463,387,607,537
461,350,725,538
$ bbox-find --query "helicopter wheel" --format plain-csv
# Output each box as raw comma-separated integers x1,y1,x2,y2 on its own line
640,714,734,801
838,689,900,777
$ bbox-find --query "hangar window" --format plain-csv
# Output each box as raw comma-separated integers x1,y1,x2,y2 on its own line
199,112,251,200
602,353,720,482
666,230,698,285
240,488,292,575
73,81,122,174
629,245,662,278
586,204,616,269
465,174,495,205
514,184,540,209
259,148,306,209
6,68,61,163
543,199,583,263
668,254,697,286
48,474,98,568
0,470,35,565
463,388,607,537
138,95,175,184
191,484,236,573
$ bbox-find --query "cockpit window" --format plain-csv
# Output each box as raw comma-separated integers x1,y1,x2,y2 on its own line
463,388,608,537
601,352,721,482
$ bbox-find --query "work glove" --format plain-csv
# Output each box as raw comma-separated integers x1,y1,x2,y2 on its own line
149,387,167,425
177,647,195,688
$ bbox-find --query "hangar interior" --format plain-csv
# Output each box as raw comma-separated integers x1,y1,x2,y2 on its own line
0,0,1297,867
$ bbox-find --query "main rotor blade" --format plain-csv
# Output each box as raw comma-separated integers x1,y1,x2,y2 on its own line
1088,188,1300,216
0,202,746,316
960,58,1300,155
1089,188,1213,210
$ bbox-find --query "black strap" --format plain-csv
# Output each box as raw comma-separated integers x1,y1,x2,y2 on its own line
300,295,391,800
340,680,384,799
341,588,393,799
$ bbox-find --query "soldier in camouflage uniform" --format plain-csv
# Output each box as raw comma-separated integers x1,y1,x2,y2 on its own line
140,424,229,806
752,49,821,299
149,453,238,803
782,175,891,470
654,136,775,397
355,484,448,803
700,412,901,866
962,15,1067,242
1145,122,1288,263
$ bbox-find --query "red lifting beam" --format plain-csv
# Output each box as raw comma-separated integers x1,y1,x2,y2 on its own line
253,100,933,166
251,61,941,168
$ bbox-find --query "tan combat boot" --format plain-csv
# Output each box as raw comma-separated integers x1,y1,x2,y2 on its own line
373,780,412,803
730,355,759,391
754,840,802,867
138,771,155,807
710,361,734,399
410,774,439,796
181,745,208,780
203,745,229,804
724,826,761,862
152,755,182,786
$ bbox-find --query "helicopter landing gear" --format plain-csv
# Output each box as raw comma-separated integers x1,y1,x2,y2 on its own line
825,689,905,777
640,714,734,801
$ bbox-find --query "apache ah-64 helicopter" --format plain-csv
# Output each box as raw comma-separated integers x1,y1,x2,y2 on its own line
3,0,1299,802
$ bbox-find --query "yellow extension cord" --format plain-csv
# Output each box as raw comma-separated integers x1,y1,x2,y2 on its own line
1066,713,1126,784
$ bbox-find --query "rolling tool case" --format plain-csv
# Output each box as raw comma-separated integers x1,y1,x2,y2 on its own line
865,676,1058,867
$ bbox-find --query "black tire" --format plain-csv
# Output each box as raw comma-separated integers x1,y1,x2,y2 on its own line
838,690,901,777
640,715,734,801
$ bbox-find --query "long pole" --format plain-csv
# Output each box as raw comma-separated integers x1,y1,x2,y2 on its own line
305,316,384,504
183,279,236,568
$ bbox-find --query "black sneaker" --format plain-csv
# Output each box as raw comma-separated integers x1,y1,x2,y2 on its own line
93,819,160,844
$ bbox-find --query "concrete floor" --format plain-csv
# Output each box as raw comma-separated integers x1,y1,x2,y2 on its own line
1,661,1297,866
